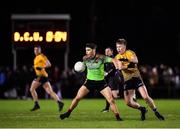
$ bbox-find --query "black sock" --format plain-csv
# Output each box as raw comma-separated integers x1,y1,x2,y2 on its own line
105,100,110,110
68,109,72,113
115,113,120,120
35,101,39,105
57,100,62,104
153,108,157,112
138,106,144,111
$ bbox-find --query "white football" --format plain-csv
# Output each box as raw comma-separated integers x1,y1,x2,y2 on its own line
74,61,86,72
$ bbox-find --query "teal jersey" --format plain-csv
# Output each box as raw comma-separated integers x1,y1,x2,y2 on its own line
83,54,112,80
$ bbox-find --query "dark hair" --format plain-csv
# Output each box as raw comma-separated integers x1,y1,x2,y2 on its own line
105,47,113,52
34,45,41,49
116,38,127,46
86,43,97,49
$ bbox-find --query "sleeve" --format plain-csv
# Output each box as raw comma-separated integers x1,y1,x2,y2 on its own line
115,54,120,60
104,56,112,63
126,50,137,68
43,55,48,61
126,50,136,60
41,55,48,67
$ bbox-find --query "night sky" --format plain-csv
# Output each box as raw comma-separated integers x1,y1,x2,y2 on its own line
0,0,180,69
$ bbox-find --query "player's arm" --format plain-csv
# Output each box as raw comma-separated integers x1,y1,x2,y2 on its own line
43,54,51,69
35,56,51,71
121,50,138,69
104,55,121,70
126,52,138,69
120,58,137,69
45,59,51,68
111,58,124,83
128,54,138,64
111,58,122,70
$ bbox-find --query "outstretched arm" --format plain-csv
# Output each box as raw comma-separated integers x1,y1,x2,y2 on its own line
120,53,138,69
111,58,122,70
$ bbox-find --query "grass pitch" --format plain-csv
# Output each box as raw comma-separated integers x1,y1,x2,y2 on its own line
0,99,179,128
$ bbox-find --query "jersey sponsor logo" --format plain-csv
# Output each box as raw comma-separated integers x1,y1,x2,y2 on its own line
86,59,102,69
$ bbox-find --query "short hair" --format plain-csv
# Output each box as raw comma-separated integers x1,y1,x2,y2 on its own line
34,45,41,49
105,47,113,52
116,38,127,46
86,43,97,49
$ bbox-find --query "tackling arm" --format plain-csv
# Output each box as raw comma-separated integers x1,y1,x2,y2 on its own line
111,58,122,70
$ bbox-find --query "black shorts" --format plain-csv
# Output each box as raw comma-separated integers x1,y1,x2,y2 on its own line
123,77,144,91
34,76,49,85
106,76,119,90
83,80,108,92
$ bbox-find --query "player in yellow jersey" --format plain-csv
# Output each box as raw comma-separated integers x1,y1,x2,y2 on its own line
30,46,64,111
101,47,137,113
115,38,165,121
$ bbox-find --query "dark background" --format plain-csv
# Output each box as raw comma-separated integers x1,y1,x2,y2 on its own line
0,0,180,69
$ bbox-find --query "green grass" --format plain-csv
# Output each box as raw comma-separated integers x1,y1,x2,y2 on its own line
0,99,180,128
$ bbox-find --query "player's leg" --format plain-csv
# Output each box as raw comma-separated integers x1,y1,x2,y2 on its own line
101,99,110,112
101,89,119,112
124,89,147,120
102,77,119,113
100,86,122,121
43,82,64,111
112,89,119,98
138,85,165,120
132,90,137,102
124,89,140,108
60,85,89,120
29,79,41,111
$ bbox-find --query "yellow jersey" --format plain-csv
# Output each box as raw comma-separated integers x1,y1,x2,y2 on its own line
33,53,48,77
115,50,141,81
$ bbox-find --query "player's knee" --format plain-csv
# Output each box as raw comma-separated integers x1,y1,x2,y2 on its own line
47,90,54,95
30,87,35,93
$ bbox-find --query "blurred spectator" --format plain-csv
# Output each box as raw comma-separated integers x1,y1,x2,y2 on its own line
1,64,180,99
46,65,63,99
0,67,6,98
149,66,159,87
173,66,180,88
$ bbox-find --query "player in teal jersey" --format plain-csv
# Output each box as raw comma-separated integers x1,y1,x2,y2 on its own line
60,43,123,121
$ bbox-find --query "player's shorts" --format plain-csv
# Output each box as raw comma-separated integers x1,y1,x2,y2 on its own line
123,77,144,91
83,80,108,92
107,76,119,90
34,76,49,85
